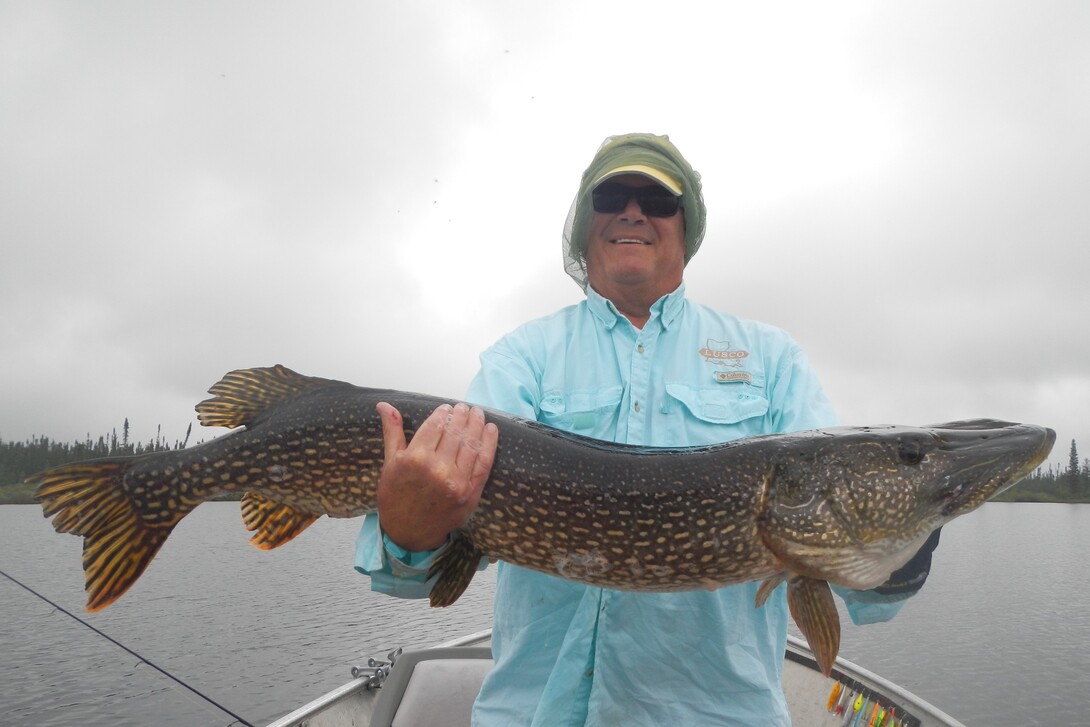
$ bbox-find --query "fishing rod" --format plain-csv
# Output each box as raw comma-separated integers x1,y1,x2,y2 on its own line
0,567,255,727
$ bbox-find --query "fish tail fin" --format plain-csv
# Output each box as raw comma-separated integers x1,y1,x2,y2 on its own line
786,576,841,677
30,460,175,612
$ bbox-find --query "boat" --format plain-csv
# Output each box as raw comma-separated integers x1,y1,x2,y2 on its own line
266,629,965,727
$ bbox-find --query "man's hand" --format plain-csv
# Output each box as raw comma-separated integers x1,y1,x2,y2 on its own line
375,401,499,552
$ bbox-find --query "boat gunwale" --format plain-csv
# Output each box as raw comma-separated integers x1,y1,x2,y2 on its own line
265,630,966,727
783,635,966,727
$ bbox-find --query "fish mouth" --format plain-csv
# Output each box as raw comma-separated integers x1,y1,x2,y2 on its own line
928,420,1056,513
937,460,1001,515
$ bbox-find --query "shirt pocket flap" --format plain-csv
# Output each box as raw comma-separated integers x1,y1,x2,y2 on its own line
665,382,769,424
539,386,624,430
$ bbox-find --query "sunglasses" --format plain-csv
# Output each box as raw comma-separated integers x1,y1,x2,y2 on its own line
591,182,682,218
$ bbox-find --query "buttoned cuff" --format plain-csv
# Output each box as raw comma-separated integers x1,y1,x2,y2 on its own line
832,585,909,625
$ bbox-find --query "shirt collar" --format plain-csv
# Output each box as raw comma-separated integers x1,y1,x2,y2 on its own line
586,282,687,331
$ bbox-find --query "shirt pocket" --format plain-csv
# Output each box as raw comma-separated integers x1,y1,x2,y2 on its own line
539,386,624,433
665,382,769,428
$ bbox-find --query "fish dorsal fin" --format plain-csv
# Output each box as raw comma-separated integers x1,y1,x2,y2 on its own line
195,365,326,429
240,492,319,550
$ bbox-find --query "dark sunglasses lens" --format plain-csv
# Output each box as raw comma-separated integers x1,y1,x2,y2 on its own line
592,192,629,214
592,184,680,217
638,195,680,217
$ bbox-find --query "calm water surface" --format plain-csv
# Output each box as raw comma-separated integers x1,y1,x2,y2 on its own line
1,503,1086,726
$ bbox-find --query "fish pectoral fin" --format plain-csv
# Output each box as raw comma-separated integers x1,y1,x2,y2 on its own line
195,365,330,429
755,574,787,607
240,493,319,550
30,459,175,612
787,576,841,677
426,535,484,608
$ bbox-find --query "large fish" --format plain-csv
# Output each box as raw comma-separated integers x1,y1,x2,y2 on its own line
30,365,1054,674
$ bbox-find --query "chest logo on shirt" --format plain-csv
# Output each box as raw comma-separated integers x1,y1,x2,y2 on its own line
699,339,753,383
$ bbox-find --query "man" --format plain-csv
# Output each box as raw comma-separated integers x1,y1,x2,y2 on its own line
356,133,933,725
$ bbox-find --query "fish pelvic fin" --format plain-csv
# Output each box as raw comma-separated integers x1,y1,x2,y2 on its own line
426,535,485,608
30,460,174,612
786,576,841,677
195,365,328,429
240,493,319,550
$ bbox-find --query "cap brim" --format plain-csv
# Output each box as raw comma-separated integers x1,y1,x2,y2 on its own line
592,164,683,196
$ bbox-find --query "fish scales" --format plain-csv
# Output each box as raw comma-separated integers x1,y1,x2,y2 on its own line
469,444,775,590
29,365,1055,675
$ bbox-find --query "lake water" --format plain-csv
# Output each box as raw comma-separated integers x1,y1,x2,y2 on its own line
1,502,1086,726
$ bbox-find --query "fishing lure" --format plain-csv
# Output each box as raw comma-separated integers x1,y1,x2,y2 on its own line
835,684,852,715
827,681,843,711
839,689,858,726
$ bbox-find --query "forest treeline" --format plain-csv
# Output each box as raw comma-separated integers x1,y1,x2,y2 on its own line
1,424,1088,504
990,438,1090,503
0,420,197,503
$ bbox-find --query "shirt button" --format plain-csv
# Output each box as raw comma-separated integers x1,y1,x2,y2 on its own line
634,401,641,412
637,343,645,354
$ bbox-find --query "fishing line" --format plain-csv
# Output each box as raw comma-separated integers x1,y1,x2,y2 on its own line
0,568,255,727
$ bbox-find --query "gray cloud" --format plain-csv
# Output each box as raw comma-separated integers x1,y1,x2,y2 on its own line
2,1,1086,471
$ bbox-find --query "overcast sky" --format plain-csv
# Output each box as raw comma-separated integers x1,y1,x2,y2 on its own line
2,1,1087,471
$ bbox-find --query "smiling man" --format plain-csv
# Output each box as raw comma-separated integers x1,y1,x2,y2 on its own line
582,173,686,326
356,133,933,726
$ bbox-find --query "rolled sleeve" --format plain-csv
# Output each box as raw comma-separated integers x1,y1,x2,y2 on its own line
354,513,450,600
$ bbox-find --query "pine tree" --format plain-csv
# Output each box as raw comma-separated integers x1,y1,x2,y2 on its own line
1082,455,1090,500
1066,439,1080,495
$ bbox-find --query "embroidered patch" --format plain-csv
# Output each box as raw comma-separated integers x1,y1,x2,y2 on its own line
699,339,753,384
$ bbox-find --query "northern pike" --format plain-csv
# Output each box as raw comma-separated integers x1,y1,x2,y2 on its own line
30,365,1054,674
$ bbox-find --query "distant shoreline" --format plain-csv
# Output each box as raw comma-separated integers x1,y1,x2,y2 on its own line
0,483,243,505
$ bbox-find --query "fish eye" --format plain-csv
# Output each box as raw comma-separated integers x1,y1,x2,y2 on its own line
898,440,925,465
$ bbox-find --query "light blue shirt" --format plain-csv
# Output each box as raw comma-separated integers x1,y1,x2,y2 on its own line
356,284,906,726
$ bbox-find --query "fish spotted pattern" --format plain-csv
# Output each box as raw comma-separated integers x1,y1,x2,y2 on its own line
29,365,1055,675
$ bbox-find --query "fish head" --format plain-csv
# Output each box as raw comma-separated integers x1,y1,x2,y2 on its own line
757,419,1055,589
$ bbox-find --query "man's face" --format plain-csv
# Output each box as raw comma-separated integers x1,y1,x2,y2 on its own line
584,174,686,298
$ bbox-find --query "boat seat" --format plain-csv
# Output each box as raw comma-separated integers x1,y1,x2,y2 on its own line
369,646,494,727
